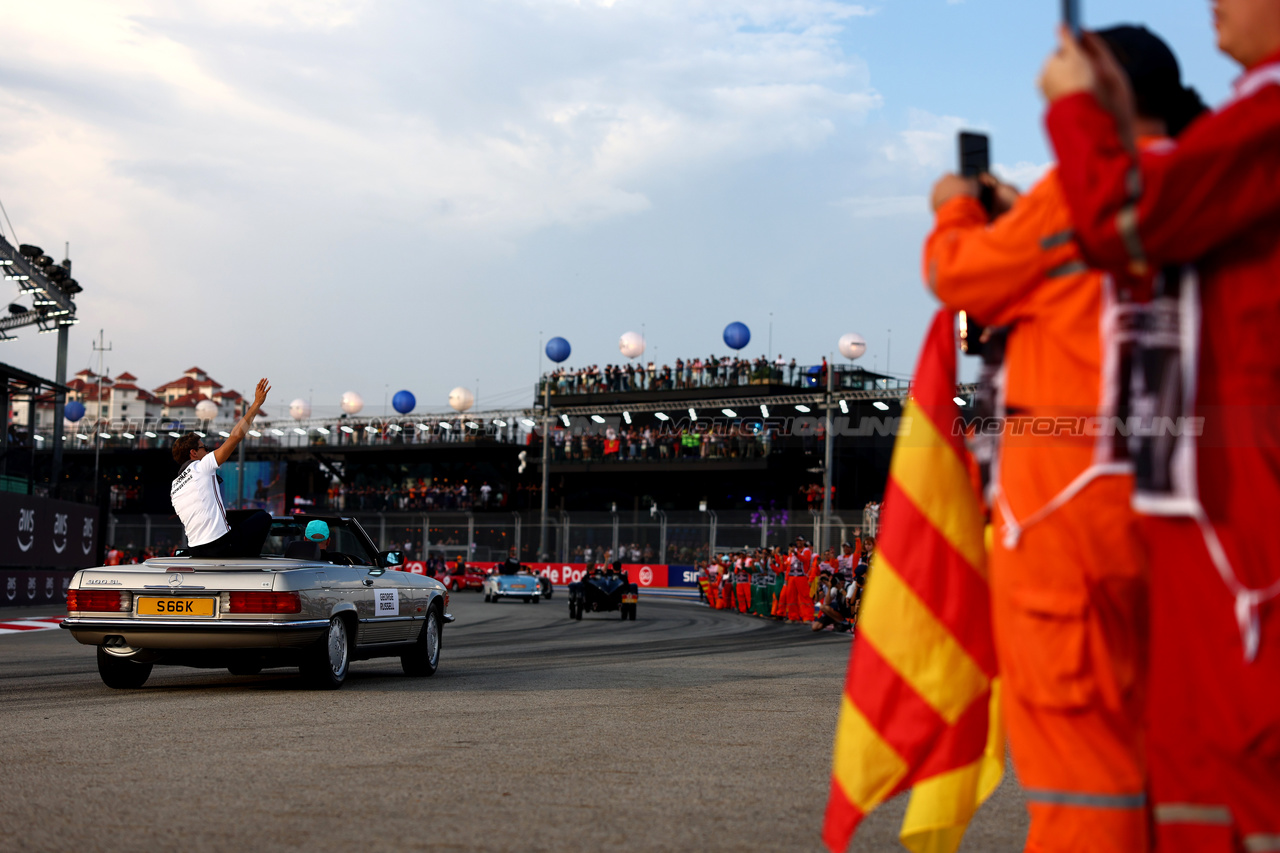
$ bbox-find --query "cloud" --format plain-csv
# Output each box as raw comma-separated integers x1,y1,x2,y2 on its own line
832,195,926,218
0,0,920,409
993,160,1053,189
881,108,972,175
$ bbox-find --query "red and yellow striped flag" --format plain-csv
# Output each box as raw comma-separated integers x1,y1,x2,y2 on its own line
823,310,1004,853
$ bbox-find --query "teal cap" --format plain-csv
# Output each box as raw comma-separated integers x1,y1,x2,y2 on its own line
305,520,330,541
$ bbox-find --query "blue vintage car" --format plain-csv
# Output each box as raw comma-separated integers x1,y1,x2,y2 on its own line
482,566,541,603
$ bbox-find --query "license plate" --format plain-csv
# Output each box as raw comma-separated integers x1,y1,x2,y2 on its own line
512,584,528,590
137,597,215,617
622,594,638,604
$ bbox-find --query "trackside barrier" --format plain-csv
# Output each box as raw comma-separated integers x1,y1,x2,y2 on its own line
397,561,701,590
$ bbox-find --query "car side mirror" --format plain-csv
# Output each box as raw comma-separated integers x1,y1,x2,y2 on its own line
379,550,403,568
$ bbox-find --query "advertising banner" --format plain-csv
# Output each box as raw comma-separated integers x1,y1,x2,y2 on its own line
0,494,100,569
667,565,700,588
0,570,73,608
396,560,675,588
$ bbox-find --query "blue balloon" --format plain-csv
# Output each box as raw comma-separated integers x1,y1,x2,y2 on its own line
392,390,416,414
546,336,571,363
723,322,751,351
64,400,85,422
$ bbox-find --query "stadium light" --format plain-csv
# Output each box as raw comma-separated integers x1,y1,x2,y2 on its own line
98,432,110,439
168,431,181,438
194,431,206,438
873,401,890,411
795,404,811,413
271,428,284,436
364,426,378,433
622,411,631,425
387,424,402,432
560,414,571,427
520,418,535,428
248,429,261,437
122,432,135,439
760,404,769,417
493,419,507,427
465,421,480,429
654,412,670,421
839,400,849,414
590,415,605,424
218,431,230,438
416,423,430,431
688,407,697,420
33,435,43,442
317,427,331,435
721,408,737,418
293,428,307,435
953,396,967,406
340,426,354,434
439,422,451,430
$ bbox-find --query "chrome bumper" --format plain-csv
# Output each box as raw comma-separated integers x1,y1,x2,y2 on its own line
61,617,331,631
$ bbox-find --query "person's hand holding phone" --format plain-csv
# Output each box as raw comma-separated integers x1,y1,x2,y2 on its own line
931,174,979,211
980,174,1021,217
1039,25,1096,102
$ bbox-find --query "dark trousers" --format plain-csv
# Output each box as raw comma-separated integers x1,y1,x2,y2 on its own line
190,510,272,558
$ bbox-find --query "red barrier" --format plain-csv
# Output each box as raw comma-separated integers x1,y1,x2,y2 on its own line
395,561,672,588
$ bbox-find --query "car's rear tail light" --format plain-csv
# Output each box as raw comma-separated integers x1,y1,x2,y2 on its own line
67,590,131,612
226,591,302,614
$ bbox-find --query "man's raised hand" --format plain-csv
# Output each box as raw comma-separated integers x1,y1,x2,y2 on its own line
253,378,271,409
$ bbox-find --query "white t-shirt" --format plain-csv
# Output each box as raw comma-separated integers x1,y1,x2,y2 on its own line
171,454,231,547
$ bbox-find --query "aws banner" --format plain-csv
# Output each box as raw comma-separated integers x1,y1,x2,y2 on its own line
0,494,100,569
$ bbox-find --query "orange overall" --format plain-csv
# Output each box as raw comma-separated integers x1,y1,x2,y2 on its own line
926,172,1150,852
781,554,812,622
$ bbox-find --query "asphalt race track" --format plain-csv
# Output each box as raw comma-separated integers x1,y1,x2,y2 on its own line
0,594,1028,852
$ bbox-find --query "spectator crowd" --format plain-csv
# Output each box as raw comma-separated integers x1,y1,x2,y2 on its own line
543,354,829,394
697,536,872,634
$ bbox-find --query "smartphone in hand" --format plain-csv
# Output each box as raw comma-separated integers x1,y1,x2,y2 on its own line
1063,0,1082,36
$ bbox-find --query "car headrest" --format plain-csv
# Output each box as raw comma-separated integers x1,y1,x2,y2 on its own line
284,540,321,561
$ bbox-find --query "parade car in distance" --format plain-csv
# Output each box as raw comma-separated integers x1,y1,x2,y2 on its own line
61,514,453,690
442,564,485,592
569,565,638,620
483,566,541,603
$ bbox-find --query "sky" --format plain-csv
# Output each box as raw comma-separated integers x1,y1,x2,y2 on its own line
0,0,1236,419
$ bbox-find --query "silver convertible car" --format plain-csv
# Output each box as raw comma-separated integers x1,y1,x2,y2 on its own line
61,515,452,690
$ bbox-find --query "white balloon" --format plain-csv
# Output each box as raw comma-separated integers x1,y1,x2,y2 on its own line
341,391,364,415
839,333,867,361
619,331,646,360
195,399,218,421
448,387,475,413
289,398,311,420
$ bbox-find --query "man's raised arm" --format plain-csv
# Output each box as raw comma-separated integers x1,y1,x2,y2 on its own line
1041,28,1280,273
214,378,271,466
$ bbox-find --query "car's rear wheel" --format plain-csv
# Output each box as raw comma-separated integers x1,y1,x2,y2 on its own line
301,616,350,690
629,604,638,620
402,607,442,677
97,647,152,689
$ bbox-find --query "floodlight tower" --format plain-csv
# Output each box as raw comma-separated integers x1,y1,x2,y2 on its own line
0,236,84,495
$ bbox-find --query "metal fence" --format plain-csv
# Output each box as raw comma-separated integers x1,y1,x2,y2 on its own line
105,509,871,564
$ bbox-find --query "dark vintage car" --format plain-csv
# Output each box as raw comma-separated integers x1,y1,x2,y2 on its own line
568,564,638,621
61,516,452,690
